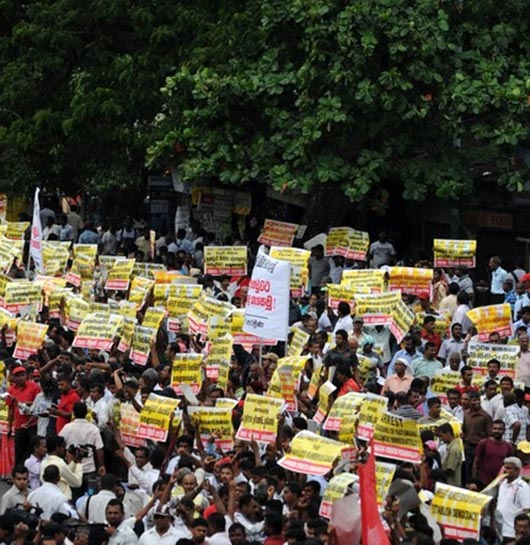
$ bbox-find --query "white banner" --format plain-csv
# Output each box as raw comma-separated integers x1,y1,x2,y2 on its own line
30,187,43,273
243,251,290,341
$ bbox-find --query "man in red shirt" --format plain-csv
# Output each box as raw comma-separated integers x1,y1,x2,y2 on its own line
421,315,441,353
456,365,479,396
472,420,513,485
7,365,41,465
49,374,80,433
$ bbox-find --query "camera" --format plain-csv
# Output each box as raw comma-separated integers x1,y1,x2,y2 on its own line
68,444,91,460
6,505,44,529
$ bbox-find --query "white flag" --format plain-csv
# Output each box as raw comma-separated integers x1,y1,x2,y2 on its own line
30,187,43,273
243,250,290,341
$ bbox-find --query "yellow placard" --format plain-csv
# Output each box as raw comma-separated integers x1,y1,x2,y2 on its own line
431,483,491,541
64,294,90,331
319,473,358,518
269,247,310,296
4,282,42,313
433,239,477,268
267,365,297,412
341,269,386,293
373,410,423,463
258,219,298,247
388,267,433,297
354,291,401,325
5,221,29,240
142,306,165,330
0,398,9,434
287,328,310,356
13,321,48,360
467,342,519,378
326,284,356,310
129,276,154,308
130,325,157,366
430,370,462,402
72,312,124,351
137,393,181,442
208,315,232,340
188,406,234,451
235,393,284,443
466,304,512,341
314,380,337,424
188,295,234,336
357,393,388,440
105,258,135,291
204,246,248,276
390,299,416,343
323,392,366,433
376,462,397,505
278,430,351,476
171,354,203,395
119,403,146,447
206,335,233,383
326,227,370,261
118,316,136,352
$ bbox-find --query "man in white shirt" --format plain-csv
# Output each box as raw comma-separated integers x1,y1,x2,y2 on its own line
368,232,396,268
138,505,184,545
77,474,117,523
490,256,508,304
59,402,105,478
86,383,110,430
27,465,77,520
106,499,139,545
207,513,231,545
233,495,264,543
115,447,162,495
24,436,47,491
497,457,530,541
481,380,502,419
0,466,29,515
438,323,465,364
332,302,353,336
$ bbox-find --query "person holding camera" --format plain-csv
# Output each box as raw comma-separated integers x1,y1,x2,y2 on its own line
40,436,83,501
58,402,106,495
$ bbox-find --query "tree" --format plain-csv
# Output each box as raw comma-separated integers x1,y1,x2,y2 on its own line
147,0,530,207
0,0,234,199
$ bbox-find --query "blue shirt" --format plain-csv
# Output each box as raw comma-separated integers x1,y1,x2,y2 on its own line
78,230,99,244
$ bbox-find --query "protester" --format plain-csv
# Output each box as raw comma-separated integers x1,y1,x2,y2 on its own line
0,208,527,545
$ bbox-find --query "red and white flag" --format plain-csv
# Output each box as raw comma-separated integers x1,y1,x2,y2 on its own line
30,187,43,273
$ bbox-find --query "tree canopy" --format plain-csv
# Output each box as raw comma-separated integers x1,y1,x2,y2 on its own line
0,0,233,194
148,0,530,203
1,0,530,204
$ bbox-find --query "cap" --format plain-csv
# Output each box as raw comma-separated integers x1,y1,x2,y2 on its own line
504,456,523,469
395,357,410,367
418,291,430,300
11,366,26,375
153,504,173,518
518,441,530,454
353,317,364,324
424,440,438,451
521,273,530,283
361,335,375,348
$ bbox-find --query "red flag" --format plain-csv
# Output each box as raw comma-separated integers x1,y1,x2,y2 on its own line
358,447,391,545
